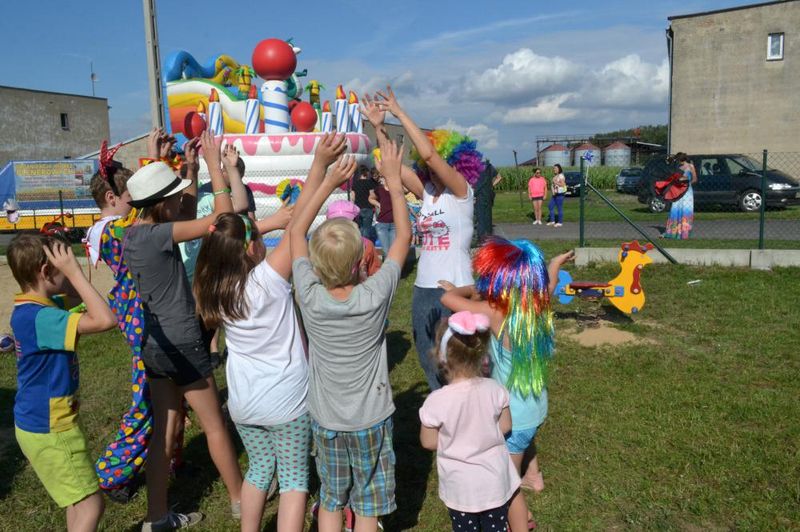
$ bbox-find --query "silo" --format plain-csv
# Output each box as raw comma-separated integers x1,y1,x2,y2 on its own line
603,141,632,167
572,143,601,167
539,143,571,168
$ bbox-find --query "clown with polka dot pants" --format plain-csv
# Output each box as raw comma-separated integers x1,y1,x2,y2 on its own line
88,215,184,500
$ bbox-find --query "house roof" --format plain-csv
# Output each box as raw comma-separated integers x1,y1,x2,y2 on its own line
0,85,108,102
668,0,796,21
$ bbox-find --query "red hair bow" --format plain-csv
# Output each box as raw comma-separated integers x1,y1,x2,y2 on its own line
99,140,122,178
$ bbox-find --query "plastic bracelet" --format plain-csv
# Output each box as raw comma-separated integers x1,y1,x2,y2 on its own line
213,188,232,196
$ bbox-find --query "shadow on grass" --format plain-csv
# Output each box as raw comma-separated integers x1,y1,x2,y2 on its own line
0,388,25,501
387,330,412,374
383,382,434,531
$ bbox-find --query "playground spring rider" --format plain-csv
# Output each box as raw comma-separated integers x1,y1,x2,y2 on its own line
555,241,654,315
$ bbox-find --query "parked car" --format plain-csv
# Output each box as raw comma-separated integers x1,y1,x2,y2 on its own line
564,171,582,196
615,167,644,194
637,154,800,213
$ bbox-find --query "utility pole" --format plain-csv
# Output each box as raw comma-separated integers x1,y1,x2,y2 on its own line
90,62,97,97
142,0,165,129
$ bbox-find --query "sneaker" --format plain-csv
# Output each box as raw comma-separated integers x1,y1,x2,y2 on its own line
546,221,555,226
104,480,140,504
554,223,563,227
141,511,203,531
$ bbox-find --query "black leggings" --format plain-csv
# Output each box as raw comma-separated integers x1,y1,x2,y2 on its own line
448,502,509,531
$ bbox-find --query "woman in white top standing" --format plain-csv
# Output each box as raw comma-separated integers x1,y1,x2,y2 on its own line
193,211,309,532
547,164,567,227
363,87,485,391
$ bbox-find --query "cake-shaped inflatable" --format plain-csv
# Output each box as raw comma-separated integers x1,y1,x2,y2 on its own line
164,38,371,230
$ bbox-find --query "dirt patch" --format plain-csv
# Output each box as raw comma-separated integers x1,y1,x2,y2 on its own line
0,262,115,332
570,323,639,347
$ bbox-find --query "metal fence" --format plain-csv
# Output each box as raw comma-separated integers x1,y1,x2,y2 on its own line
572,150,800,252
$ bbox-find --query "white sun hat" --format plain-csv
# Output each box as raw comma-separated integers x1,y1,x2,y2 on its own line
127,161,192,208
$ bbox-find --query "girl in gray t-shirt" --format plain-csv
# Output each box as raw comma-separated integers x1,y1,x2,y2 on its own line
123,131,244,529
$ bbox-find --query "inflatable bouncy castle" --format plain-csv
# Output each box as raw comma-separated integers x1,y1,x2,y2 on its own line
163,38,371,229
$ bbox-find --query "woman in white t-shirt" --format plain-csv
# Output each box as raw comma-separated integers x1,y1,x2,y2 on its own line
363,87,485,390
194,212,309,532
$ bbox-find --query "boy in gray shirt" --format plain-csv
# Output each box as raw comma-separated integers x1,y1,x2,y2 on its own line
290,133,411,532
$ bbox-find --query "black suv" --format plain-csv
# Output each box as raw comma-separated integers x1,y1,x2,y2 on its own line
637,154,800,213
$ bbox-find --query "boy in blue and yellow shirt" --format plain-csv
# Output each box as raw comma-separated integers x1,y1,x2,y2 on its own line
8,234,116,531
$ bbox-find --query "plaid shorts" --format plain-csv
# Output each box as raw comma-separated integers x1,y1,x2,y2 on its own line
312,416,396,517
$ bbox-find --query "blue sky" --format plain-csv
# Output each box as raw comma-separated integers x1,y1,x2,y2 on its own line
3,0,758,164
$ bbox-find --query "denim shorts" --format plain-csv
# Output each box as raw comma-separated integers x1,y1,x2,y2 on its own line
505,426,538,455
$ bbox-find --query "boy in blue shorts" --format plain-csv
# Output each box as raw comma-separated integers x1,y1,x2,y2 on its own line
9,235,117,531
290,134,411,532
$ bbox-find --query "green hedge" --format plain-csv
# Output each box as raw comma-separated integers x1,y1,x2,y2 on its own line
495,166,624,192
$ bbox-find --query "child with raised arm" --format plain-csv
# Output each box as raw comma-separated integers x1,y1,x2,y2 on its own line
419,311,520,531
9,235,117,531
440,237,574,532
124,130,243,531
290,135,411,532
192,205,307,532
362,87,484,392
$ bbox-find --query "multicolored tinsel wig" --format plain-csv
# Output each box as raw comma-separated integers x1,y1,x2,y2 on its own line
474,236,554,398
410,129,485,186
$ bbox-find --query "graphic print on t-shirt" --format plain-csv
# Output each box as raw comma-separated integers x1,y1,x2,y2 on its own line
417,208,451,251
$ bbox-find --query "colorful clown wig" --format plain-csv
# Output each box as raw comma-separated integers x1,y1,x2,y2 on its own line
473,237,554,398
410,129,485,186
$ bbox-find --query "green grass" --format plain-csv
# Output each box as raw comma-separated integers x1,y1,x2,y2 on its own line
2,264,799,530
494,191,800,224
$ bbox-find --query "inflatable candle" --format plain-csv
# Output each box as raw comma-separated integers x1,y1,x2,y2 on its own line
207,88,224,135
334,85,349,133
348,91,362,134
321,100,332,133
244,85,261,134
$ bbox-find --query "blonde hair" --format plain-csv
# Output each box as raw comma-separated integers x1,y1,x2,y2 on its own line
309,218,363,288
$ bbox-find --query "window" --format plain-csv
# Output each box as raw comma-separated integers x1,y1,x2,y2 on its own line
60,113,70,130
767,33,784,61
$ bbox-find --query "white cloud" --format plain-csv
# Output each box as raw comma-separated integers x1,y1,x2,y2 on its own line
464,49,582,103
436,119,499,149
587,55,669,108
501,94,581,125
411,13,575,52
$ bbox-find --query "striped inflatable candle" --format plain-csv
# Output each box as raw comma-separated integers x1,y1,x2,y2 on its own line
244,85,261,134
348,91,362,134
334,85,349,132
207,88,224,135
261,80,290,133
321,100,333,133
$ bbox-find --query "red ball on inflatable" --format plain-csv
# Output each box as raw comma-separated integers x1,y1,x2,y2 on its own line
252,39,297,80
291,102,317,132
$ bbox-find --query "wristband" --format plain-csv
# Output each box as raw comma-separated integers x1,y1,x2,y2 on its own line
213,188,232,196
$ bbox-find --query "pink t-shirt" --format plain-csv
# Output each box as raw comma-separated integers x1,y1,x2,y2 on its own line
419,378,520,512
528,176,546,198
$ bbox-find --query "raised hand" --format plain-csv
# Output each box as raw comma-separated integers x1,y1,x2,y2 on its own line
43,240,81,278
183,137,200,168
326,155,358,189
361,93,386,126
159,132,177,159
222,144,240,168
146,127,162,159
313,132,348,168
272,199,294,229
379,139,404,191
200,130,222,169
375,86,402,117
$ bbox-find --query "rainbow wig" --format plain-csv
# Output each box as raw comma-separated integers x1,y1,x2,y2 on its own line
474,237,554,398
410,129,485,186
